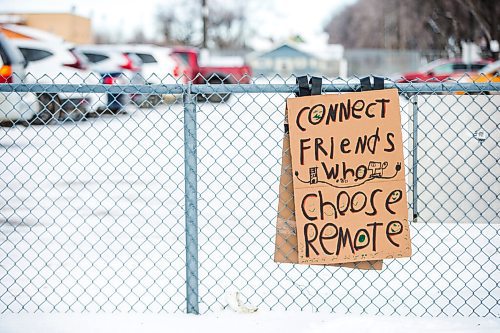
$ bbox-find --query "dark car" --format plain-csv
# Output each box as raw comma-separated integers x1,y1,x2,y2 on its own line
396,58,491,83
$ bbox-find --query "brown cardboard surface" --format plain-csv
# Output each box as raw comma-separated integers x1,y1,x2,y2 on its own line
286,89,412,264
274,130,383,270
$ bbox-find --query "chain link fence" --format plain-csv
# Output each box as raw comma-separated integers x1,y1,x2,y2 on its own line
0,76,499,317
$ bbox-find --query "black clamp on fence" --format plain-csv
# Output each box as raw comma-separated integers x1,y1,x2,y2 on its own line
295,75,323,97
285,76,322,133
360,75,385,91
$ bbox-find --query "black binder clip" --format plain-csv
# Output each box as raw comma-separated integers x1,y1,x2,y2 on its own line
296,76,310,97
360,75,385,91
295,75,323,97
286,76,323,133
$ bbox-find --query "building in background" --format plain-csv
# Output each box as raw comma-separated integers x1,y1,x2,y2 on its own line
0,13,92,44
344,49,422,77
247,42,346,78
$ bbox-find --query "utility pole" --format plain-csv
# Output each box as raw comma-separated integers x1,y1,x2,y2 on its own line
202,0,208,49
396,0,401,49
467,9,474,70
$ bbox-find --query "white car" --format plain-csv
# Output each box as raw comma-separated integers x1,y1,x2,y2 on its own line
76,45,146,107
12,39,106,117
0,33,39,125
76,46,137,77
112,44,187,104
114,44,183,84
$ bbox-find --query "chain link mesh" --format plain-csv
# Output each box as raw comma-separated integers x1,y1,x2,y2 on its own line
0,74,498,316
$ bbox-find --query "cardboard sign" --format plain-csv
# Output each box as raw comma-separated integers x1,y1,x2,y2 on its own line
274,130,383,270
286,89,412,264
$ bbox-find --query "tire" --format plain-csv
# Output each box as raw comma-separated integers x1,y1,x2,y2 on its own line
464,91,490,95
106,93,126,114
143,94,162,108
0,120,14,128
30,94,61,125
198,76,232,103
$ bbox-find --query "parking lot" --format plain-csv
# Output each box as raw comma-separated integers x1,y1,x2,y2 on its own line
1,91,499,315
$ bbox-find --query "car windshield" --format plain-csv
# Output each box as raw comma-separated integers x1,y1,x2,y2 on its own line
135,53,157,64
432,63,454,74
18,47,53,62
175,52,190,66
82,52,108,63
419,59,447,72
477,61,500,74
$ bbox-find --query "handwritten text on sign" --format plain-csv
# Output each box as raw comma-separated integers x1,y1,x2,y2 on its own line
287,89,412,264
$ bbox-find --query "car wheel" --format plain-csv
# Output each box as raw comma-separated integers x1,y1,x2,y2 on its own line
30,94,61,125
0,120,15,127
197,76,231,103
142,94,162,108
106,93,127,114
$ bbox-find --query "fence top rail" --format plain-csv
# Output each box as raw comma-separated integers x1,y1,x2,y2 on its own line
0,82,499,94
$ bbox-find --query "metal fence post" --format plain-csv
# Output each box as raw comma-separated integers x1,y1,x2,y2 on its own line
183,83,199,314
412,95,418,222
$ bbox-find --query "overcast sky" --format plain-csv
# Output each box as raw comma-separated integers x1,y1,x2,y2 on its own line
1,0,356,45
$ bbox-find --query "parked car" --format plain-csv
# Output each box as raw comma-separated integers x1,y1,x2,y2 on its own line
455,60,500,95
459,60,500,83
76,45,146,110
171,47,252,102
0,33,39,126
395,58,491,83
11,39,106,118
113,44,185,83
112,44,188,105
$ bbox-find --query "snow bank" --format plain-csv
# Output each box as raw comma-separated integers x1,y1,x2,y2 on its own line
0,311,499,333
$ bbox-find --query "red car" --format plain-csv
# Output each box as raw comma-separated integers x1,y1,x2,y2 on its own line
171,47,252,102
396,58,491,83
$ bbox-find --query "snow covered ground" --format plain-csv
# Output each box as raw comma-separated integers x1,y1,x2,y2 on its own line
0,311,499,333
0,92,498,317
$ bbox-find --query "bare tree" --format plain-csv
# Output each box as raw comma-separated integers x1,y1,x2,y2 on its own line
207,2,246,49
155,0,248,49
128,29,151,44
94,31,114,44
324,0,499,58
156,5,197,46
